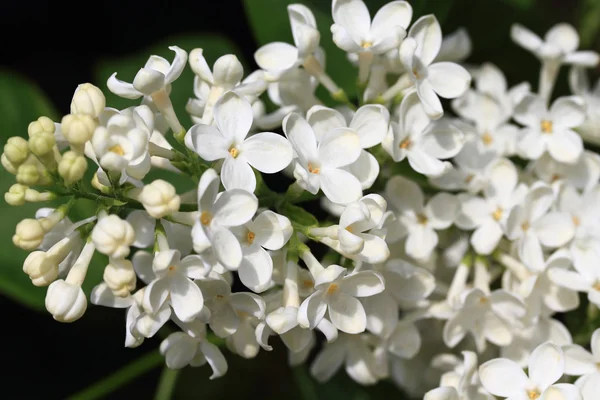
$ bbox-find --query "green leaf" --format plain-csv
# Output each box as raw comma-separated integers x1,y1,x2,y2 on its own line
279,202,318,228
242,0,357,100
0,70,58,311
94,34,245,132
578,0,600,48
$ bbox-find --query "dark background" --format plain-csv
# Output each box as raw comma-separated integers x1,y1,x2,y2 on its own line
0,0,598,399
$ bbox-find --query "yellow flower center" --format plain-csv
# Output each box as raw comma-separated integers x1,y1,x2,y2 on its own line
200,211,212,226
229,146,239,158
308,163,320,174
215,294,225,299
399,138,412,149
572,216,580,226
593,281,600,291
482,132,493,146
303,279,314,289
361,41,373,49
247,231,256,244
522,221,530,231
551,174,562,182
465,174,474,183
326,283,339,295
527,389,540,399
168,265,176,272
417,213,428,225
109,144,125,156
412,68,420,79
492,207,503,221
541,120,553,134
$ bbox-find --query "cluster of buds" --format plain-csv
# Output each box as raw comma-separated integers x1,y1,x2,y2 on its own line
3,1,600,398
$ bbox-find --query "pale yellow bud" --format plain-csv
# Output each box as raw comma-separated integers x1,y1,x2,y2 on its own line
1,153,18,174
29,132,56,157
4,136,29,165
16,164,40,185
13,218,46,250
28,116,55,137
23,251,59,286
70,83,106,118
91,172,111,194
103,258,136,297
137,179,180,218
58,151,87,184
5,184,28,206
61,114,96,146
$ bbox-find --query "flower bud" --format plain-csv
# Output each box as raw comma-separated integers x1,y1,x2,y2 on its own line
213,54,244,88
70,83,106,118
16,164,40,185
4,136,29,165
13,218,46,250
91,172,112,194
45,279,87,322
61,114,97,146
91,214,135,259
23,251,59,286
58,151,87,184
28,131,56,157
28,116,55,137
1,153,18,174
137,180,180,218
103,258,136,297
5,184,28,206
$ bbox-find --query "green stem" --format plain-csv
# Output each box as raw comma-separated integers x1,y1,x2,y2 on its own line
67,350,163,400
154,367,180,400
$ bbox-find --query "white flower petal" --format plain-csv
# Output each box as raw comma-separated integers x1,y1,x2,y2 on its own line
540,383,582,400
328,293,367,334
165,46,188,84
424,387,459,400
310,339,346,382
211,227,243,269
319,128,362,169
210,303,239,338
254,42,299,77
298,291,327,329
357,233,390,264
406,225,438,261
550,96,586,129
388,321,421,359
320,168,363,205
385,175,424,213
332,0,371,46
563,344,596,376
306,106,347,142
409,14,442,66
340,271,385,297
545,23,579,53
417,80,444,120
564,51,600,67
107,73,143,99
361,294,398,337
370,1,412,50
281,327,313,353
242,132,293,173
471,220,503,255
529,342,565,390
189,124,229,161
283,112,318,165
266,306,299,334
133,67,165,95
343,150,379,190
199,341,228,379
547,129,583,164
170,274,204,323
511,24,543,53
198,168,220,213
221,154,256,192
426,193,458,229
350,104,390,149
478,358,529,397
535,212,575,248
213,91,252,143
238,246,273,293
420,119,464,159
548,268,591,292
428,62,471,99
213,189,258,227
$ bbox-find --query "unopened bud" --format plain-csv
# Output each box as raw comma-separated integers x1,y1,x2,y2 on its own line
5,184,28,206
1,154,18,174
61,114,96,146
4,137,29,165
28,116,55,137
29,132,56,157
23,251,59,286
58,151,87,184
103,258,136,297
91,172,112,194
70,83,106,118
91,214,135,259
137,180,180,218
13,218,46,250
45,280,87,322
16,164,40,185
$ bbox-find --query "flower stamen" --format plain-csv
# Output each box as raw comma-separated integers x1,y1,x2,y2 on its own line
109,144,125,156
326,283,339,295
200,211,212,226
228,146,239,158
541,120,553,134
308,163,320,174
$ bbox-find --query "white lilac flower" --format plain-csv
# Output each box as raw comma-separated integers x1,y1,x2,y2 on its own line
385,175,459,261
386,91,464,176
192,168,258,269
399,15,471,119
479,342,581,400
142,249,208,323
455,158,527,255
569,67,600,146
310,333,386,385
514,94,586,163
255,4,320,80
443,288,526,353
298,264,384,334
306,104,390,189
283,112,363,204
563,328,600,400
188,91,293,193
505,182,574,271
